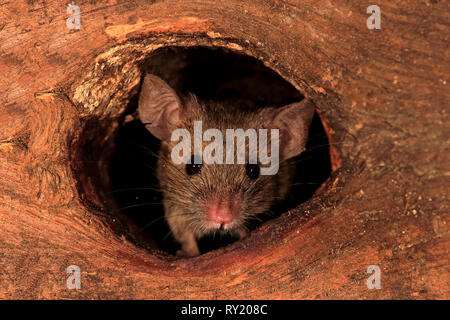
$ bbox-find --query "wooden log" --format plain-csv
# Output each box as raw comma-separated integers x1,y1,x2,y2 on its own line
0,0,448,299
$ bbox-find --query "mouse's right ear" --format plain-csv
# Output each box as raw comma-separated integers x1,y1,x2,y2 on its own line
138,74,183,141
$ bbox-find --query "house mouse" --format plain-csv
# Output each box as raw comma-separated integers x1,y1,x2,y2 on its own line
138,74,314,257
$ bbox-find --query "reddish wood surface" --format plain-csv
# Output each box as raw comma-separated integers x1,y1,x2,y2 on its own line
0,0,448,299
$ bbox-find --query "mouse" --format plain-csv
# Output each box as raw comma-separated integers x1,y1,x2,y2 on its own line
138,74,315,257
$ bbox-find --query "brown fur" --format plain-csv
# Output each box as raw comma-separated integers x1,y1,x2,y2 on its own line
138,74,313,256
156,96,294,252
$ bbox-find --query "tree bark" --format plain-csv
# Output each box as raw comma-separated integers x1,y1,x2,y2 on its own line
0,0,448,299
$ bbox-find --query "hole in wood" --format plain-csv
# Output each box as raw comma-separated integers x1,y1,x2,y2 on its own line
71,46,332,257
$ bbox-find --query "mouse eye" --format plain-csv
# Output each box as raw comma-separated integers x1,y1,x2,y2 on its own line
186,155,202,175
245,163,260,180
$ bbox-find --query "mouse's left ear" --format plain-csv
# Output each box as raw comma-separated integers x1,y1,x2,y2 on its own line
138,74,184,141
261,99,315,160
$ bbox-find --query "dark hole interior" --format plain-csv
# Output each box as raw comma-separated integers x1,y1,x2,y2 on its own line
107,46,331,255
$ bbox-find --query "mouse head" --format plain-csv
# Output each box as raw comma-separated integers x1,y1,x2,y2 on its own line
139,74,314,235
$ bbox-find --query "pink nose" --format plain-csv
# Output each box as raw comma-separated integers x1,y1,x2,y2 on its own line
207,201,236,225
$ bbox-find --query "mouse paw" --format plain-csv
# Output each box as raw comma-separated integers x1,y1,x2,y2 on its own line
174,230,200,257
237,229,249,239
176,247,200,258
